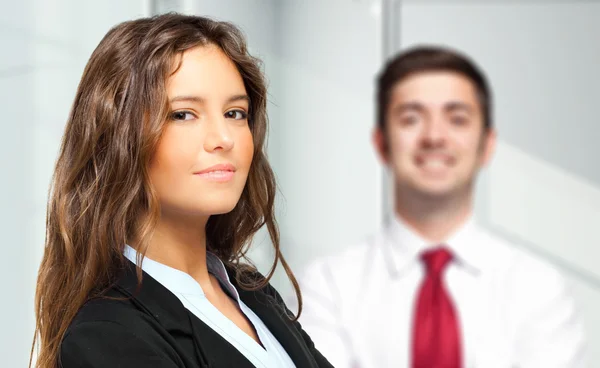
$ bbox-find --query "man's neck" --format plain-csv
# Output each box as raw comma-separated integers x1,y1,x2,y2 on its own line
394,189,473,244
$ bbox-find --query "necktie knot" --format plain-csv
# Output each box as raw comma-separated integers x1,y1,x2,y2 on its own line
421,246,453,275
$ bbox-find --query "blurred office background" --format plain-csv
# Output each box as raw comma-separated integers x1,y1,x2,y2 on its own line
1,0,598,366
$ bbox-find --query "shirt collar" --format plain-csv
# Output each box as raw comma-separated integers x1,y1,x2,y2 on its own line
383,213,484,277
123,244,239,300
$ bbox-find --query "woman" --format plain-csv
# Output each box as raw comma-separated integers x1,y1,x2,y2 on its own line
32,13,332,368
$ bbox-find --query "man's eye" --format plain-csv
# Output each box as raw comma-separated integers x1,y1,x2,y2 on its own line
450,116,468,125
401,115,419,125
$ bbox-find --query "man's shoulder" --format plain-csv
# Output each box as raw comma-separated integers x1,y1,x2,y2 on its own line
303,234,380,273
476,227,568,287
297,232,387,296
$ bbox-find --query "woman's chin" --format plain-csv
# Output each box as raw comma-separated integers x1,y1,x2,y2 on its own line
202,198,240,216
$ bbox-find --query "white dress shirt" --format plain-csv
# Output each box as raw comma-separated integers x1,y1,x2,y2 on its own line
296,216,587,368
124,245,296,368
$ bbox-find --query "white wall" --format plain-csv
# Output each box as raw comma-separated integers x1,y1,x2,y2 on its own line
271,0,384,295
0,1,148,366
1,1,35,365
400,1,600,364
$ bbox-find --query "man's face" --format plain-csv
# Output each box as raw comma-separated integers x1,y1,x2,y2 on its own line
374,71,495,200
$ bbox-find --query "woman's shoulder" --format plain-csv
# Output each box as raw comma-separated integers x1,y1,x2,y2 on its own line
61,290,181,367
226,263,295,316
65,289,148,337
226,263,279,296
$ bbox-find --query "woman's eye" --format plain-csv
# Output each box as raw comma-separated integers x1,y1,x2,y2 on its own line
225,110,248,120
170,111,196,121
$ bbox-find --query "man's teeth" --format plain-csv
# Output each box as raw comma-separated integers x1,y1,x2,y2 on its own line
421,160,446,169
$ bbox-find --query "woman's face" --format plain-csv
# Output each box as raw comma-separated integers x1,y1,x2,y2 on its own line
149,44,254,218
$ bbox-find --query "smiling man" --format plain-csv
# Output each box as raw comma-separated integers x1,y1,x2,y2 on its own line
297,45,587,368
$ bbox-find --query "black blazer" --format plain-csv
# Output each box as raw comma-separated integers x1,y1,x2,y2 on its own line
59,260,333,368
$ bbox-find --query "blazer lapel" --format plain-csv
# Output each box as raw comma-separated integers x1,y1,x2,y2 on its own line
187,314,257,367
233,276,319,368
115,259,192,334
115,259,256,368
116,259,318,367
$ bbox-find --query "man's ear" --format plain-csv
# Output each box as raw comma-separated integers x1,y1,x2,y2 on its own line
372,126,389,165
480,128,497,167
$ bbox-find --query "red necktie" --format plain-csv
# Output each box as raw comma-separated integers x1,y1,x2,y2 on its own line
412,247,462,368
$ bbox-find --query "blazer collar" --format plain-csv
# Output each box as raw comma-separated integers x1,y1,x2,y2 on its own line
114,259,193,335
114,260,250,367
115,259,318,368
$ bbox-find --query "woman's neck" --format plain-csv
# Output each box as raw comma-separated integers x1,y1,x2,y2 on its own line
140,211,212,287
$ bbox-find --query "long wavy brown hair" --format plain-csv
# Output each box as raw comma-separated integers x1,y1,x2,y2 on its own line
31,13,301,368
